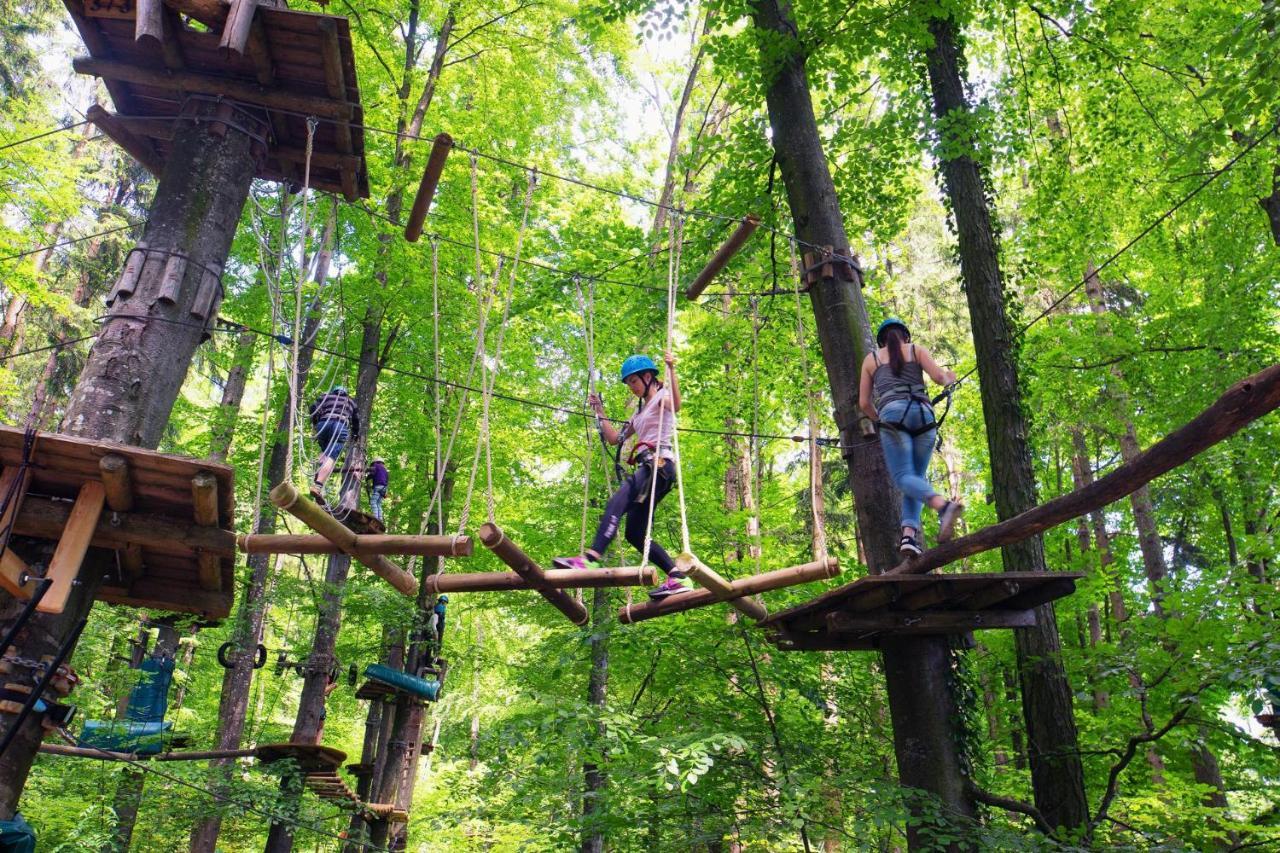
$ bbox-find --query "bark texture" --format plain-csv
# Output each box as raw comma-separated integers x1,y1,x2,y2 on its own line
0,103,259,820
921,13,1088,834
747,0,975,844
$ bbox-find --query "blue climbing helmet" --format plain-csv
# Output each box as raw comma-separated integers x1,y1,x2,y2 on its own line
437,595,448,603
876,317,911,347
331,385,349,396
619,354,658,383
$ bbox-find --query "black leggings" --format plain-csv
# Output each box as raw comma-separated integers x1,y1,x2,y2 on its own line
590,459,677,574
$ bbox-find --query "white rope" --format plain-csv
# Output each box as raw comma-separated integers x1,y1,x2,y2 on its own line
667,214,692,556
789,237,828,560
283,117,318,482
574,276,595,556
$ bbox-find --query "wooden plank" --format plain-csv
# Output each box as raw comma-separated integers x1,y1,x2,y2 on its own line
98,578,231,618
98,453,135,512
273,146,363,172
40,480,107,614
315,18,352,155
896,578,962,612
10,493,236,559
87,104,163,176
826,609,1036,635
270,482,416,596
999,578,1078,611
72,56,355,120
953,579,1022,610
477,522,589,625
773,631,880,652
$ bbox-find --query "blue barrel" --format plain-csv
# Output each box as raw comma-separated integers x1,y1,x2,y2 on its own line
363,663,440,701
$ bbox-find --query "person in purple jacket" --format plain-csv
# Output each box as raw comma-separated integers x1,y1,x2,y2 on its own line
368,457,389,522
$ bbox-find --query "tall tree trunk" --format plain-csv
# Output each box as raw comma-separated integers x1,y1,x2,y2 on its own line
208,330,257,462
746,0,975,846
651,15,711,239
190,207,337,853
579,586,610,853
104,620,180,852
921,12,1088,835
0,100,260,819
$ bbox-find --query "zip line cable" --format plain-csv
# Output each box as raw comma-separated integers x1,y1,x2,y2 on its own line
0,119,92,153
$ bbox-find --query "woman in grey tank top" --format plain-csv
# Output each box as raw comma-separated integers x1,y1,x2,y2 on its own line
858,318,964,556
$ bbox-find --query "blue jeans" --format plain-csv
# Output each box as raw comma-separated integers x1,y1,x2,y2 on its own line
370,484,386,521
314,419,349,460
878,399,939,531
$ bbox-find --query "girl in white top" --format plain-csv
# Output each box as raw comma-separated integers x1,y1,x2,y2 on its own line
553,352,694,598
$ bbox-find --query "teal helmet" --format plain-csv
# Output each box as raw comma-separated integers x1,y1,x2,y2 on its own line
619,354,658,383
331,385,349,395
438,595,449,603
876,317,910,346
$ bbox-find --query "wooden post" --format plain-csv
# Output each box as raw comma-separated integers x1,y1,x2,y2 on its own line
135,0,163,45
191,471,222,591
270,482,417,597
0,465,34,599
157,252,187,304
40,480,106,614
618,557,838,625
403,133,453,242
476,523,589,625
422,566,656,593
219,0,259,57
98,454,134,512
684,215,760,301
676,552,768,621
237,532,473,558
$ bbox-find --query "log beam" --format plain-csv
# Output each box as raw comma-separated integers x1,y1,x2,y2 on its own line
618,557,839,625
403,133,453,242
41,481,106,614
826,609,1035,635
72,57,354,121
87,105,163,177
219,0,258,57
98,454,134,513
238,532,473,558
422,566,657,593
684,215,760,301
476,522,589,625
192,471,221,591
676,552,768,621
270,482,417,597
10,493,235,559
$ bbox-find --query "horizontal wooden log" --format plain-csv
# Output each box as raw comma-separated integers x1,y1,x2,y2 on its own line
477,522,588,625
618,557,839,625
72,57,354,121
773,631,880,652
422,566,657,593
39,743,258,762
270,482,417,597
404,133,453,242
9,494,236,558
676,552,768,621
826,609,1035,635
238,532,473,558
684,215,760,301
98,577,232,619
87,104,163,177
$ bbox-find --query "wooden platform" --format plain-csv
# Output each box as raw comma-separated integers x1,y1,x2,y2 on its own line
255,741,345,773
762,572,1082,651
0,425,236,619
65,0,369,200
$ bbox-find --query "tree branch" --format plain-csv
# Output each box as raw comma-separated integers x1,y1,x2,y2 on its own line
966,783,1054,835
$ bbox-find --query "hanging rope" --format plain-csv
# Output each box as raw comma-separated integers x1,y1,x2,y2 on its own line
574,275,596,558
667,214,693,557
749,296,764,574
789,237,828,560
283,118,318,482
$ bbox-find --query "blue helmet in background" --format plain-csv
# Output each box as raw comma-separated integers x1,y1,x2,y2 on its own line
876,317,910,346
619,354,658,383
331,386,349,396
437,595,449,603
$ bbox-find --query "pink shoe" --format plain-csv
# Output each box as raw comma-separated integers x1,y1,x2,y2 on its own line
648,573,694,599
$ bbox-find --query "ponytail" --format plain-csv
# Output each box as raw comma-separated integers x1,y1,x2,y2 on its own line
884,326,908,375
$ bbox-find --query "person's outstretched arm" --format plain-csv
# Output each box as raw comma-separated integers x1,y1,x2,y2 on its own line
589,393,624,445
916,346,957,387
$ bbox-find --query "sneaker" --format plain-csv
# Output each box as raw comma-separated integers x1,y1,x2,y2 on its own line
648,573,695,599
551,555,600,571
898,535,923,557
309,481,326,503
937,500,964,543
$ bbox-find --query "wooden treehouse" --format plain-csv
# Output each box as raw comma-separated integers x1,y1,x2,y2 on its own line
0,426,237,619
66,0,369,200
762,571,1083,651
